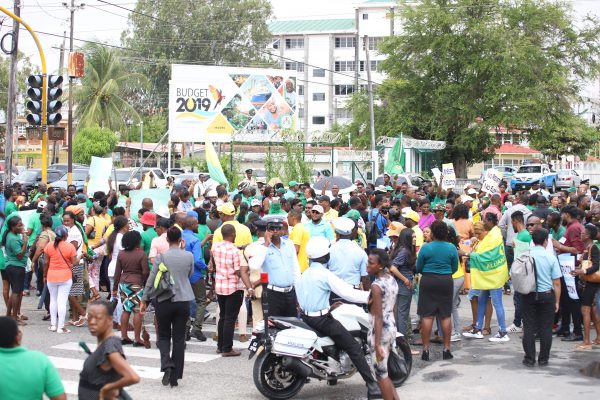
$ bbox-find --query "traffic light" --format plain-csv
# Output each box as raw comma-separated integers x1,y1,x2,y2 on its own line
47,75,63,125
26,74,43,126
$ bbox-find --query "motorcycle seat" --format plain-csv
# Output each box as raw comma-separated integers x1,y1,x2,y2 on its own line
273,317,326,337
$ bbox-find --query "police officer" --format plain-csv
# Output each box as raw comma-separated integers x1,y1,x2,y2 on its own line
241,168,256,187
328,217,370,304
296,236,380,399
253,215,300,317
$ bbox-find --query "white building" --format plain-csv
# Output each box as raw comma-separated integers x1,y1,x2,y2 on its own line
267,0,400,135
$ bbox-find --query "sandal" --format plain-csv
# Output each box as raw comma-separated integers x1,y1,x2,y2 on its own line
90,293,101,302
482,328,492,336
73,316,87,327
17,314,28,321
57,328,71,334
142,328,151,349
575,344,593,351
592,339,600,346
121,338,134,345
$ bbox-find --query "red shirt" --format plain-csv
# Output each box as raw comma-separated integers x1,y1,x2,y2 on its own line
564,220,585,253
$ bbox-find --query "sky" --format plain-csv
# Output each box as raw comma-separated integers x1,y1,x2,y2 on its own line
0,0,598,99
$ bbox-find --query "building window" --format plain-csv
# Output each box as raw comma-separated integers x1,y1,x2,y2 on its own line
284,62,304,72
298,108,305,119
285,37,304,49
313,68,325,77
298,85,304,95
335,36,356,48
312,116,326,125
362,13,368,20
336,108,352,119
359,60,382,72
363,36,385,51
334,60,356,72
313,93,325,101
272,39,280,49
334,84,355,95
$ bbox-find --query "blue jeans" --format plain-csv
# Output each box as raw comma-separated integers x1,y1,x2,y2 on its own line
476,288,506,333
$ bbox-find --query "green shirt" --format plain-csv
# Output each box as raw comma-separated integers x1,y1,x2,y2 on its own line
51,214,63,231
141,227,158,268
416,241,459,275
0,346,65,400
514,230,532,258
4,201,17,216
4,232,26,268
27,213,42,247
196,224,211,250
550,226,566,241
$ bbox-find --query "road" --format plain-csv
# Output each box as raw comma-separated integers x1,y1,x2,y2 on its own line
5,293,600,400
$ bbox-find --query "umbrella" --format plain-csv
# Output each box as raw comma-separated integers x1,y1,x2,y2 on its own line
313,176,356,195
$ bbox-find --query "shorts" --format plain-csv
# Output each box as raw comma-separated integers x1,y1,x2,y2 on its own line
467,289,482,301
1,269,8,281
5,266,25,293
580,282,599,307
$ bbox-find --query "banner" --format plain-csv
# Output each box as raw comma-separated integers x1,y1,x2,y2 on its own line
558,253,579,300
87,156,113,196
205,138,228,185
469,226,509,290
441,163,456,190
482,168,503,194
129,189,171,220
169,65,298,143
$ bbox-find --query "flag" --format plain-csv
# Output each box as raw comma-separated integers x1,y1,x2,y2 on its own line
469,226,509,290
384,134,405,174
205,137,228,185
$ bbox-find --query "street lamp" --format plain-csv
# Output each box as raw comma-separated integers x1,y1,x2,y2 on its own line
139,120,144,167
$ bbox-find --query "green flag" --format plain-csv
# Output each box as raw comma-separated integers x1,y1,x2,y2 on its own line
385,135,405,174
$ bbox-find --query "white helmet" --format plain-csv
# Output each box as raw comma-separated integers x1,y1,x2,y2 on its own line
306,236,331,260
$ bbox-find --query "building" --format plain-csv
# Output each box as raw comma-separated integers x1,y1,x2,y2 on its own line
267,0,399,135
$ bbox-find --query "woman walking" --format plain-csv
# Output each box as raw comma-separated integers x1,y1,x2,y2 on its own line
43,226,77,334
106,216,129,327
367,248,400,400
62,211,87,327
2,216,28,325
141,227,194,387
112,231,150,347
389,227,415,338
415,221,458,361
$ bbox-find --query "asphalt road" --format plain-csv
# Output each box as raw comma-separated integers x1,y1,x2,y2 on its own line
5,292,600,400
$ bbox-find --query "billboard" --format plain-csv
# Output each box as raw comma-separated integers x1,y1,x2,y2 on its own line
169,65,298,142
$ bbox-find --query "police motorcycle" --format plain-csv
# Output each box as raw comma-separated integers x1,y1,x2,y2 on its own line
248,278,412,399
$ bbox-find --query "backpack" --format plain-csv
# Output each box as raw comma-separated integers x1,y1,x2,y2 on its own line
510,251,538,295
365,210,382,245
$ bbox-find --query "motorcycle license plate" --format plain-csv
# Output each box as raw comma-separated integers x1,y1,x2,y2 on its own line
248,335,259,353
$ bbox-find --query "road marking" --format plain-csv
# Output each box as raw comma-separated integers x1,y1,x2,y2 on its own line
62,380,78,395
48,356,163,380
52,342,221,363
148,334,249,349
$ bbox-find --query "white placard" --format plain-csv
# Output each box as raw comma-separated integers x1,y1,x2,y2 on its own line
482,168,503,194
87,157,113,196
558,253,579,300
431,168,441,185
441,163,456,189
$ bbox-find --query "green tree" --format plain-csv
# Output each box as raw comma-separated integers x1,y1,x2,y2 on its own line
74,44,147,134
365,0,600,177
128,113,168,143
73,125,118,165
529,113,600,159
122,0,273,109
0,53,35,117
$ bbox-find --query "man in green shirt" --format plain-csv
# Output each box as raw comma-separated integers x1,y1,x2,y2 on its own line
0,317,66,400
30,182,48,203
140,211,158,269
4,188,17,216
508,210,531,334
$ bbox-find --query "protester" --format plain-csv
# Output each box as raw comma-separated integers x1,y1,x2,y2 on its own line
2,216,28,325
388,226,415,337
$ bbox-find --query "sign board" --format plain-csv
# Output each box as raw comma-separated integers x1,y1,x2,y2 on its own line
431,168,441,185
441,163,456,189
87,157,113,196
481,168,503,194
68,51,85,78
48,126,65,141
558,254,579,300
169,65,298,143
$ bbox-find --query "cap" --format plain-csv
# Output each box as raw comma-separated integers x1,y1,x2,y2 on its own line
238,181,250,191
217,202,236,216
263,215,286,225
55,225,69,239
306,236,331,259
318,195,330,203
253,219,268,231
355,180,364,186
65,205,84,215
37,201,47,209
345,209,361,221
155,206,170,218
467,188,478,195
202,200,212,209
186,210,199,219
591,186,599,192
461,194,474,203
76,193,86,201
433,203,446,212
402,209,419,223
140,211,157,226
383,173,390,177
276,187,286,194
256,177,266,184
332,217,355,235
386,221,406,237
245,168,253,174
312,204,324,214
251,199,262,207
375,185,387,193
288,180,298,187
207,189,218,197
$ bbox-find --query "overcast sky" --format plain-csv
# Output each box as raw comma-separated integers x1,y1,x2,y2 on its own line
1,0,598,98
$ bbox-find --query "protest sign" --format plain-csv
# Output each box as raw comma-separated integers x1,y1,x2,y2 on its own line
481,168,503,194
441,163,456,190
129,188,171,219
431,168,441,185
558,253,579,300
87,157,113,196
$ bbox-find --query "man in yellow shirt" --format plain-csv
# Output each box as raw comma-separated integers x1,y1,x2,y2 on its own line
402,209,424,250
319,195,338,221
287,209,310,272
212,203,253,246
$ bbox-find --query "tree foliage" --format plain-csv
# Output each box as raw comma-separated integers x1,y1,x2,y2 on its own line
73,125,119,165
127,113,168,143
121,0,273,109
347,0,600,177
0,53,35,117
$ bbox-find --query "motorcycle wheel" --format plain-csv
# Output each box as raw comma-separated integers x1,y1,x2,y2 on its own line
253,351,306,400
392,336,413,387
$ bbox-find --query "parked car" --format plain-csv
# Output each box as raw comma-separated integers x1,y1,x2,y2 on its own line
555,169,582,190
168,168,187,176
14,169,64,190
49,168,91,191
49,163,88,174
374,173,431,188
510,164,558,192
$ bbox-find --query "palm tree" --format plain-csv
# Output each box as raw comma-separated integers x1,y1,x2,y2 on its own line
74,44,147,134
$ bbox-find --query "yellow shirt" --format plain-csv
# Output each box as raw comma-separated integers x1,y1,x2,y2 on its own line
412,226,424,248
471,199,481,223
85,214,111,247
213,220,253,247
289,223,311,272
452,257,464,279
323,208,339,221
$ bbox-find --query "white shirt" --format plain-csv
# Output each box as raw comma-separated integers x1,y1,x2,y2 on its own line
67,225,83,258
108,233,123,277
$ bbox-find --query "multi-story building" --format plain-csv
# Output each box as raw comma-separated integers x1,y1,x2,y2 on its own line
267,0,399,135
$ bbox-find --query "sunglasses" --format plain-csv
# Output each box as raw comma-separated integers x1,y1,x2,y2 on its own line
268,225,283,232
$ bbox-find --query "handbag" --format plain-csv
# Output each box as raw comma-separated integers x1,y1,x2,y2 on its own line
387,350,408,382
57,245,78,284
144,254,175,303
581,246,600,284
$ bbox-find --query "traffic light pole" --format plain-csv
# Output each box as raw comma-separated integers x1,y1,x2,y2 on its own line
0,4,49,182
4,0,20,186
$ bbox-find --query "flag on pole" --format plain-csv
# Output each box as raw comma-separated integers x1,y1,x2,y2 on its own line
205,137,228,185
384,134,405,174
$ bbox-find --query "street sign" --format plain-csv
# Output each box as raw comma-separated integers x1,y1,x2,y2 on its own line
25,126,42,139
48,126,65,141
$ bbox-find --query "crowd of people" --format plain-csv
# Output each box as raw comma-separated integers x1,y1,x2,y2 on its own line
0,168,600,399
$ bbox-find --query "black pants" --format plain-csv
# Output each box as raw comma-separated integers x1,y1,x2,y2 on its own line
263,288,297,318
217,290,244,353
302,313,375,385
559,277,582,335
522,292,555,364
155,300,189,382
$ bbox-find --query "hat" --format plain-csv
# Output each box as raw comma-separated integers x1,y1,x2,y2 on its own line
467,188,478,195
312,204,325,214
245,168,253,174
288,180,298,187
276,187,286,194
332,217,355,235
55,225,69,239
591,186,599,192
355,179,364,186
263,215,286,225
402,209,419,223
345,209,361,221
461,194,474,203
251,199,261,207
256,177,266,184
253,219,268,231
140,211,157,226
186,210,199,219
238,181,250,191
385,186,393,191
76,193,86,202
155,206,170,219
318,195,330,203
207,189,218,197
202,200,212,209
375,185,387,193
37,201,47,209
383,173,390,177
217,202,236,216
65,205,84,215
433,203,446,212
387,221,406,237
306,236,331,259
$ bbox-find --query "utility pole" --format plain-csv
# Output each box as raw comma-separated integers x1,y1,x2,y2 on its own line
139,121,143,166
364,35,376,152
52,30,66,164
5,0,20,185
64,0,84,184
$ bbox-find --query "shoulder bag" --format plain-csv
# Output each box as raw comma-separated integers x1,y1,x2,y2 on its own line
144,254,175,303
582,246,600,284
56,244,78,284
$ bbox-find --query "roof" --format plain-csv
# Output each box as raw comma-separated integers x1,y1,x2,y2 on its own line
495,143,540,155
268,19,355,34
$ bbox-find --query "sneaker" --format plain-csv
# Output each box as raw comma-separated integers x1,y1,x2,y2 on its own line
462,328,483,339
450,332,462,342
489,331,510,342
506,323,522,333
